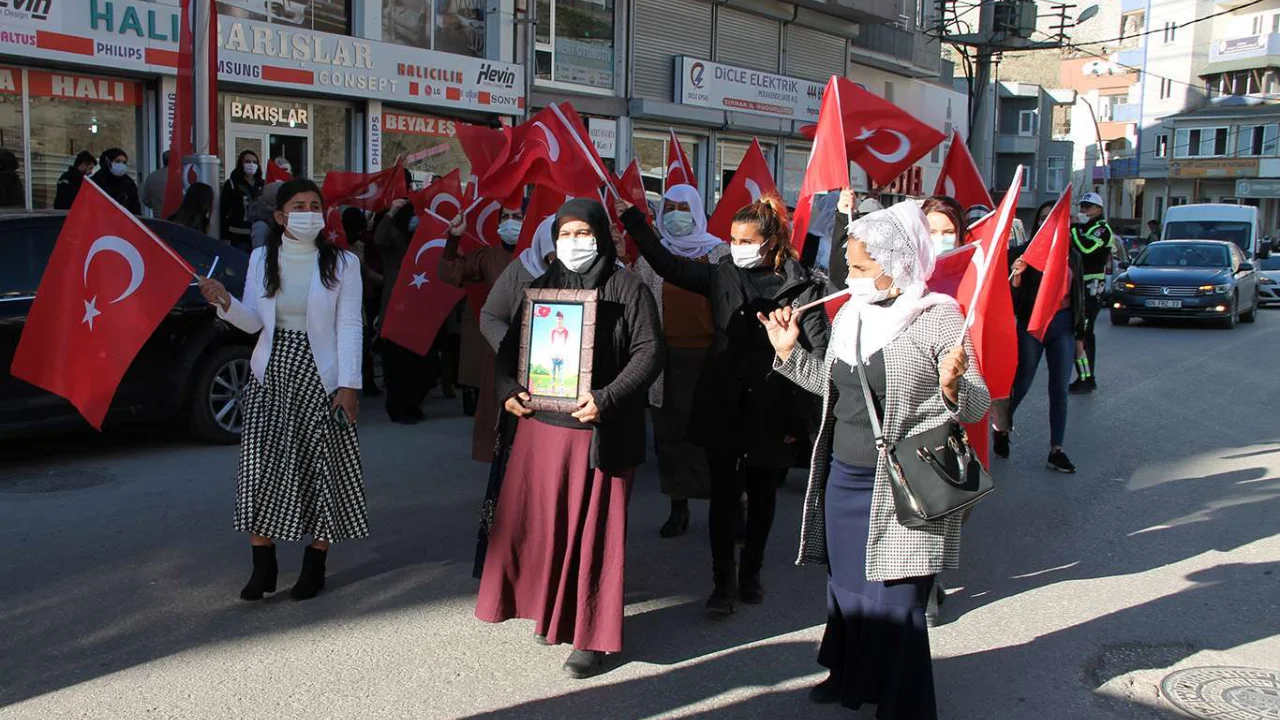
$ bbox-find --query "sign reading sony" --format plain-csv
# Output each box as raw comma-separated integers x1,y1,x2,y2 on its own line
674,56,823,120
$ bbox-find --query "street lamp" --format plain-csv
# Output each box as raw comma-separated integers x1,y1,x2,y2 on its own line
1076,94,1110,213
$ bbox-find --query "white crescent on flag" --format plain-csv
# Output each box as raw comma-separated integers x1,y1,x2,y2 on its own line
668,161,686,183
430,193,461,216
745,178,762,202
531,121,561,162
414,238,449,266
861,129,911,165
475,201,500,241
84,235,145,304
354,182,381,200
943,177,957,197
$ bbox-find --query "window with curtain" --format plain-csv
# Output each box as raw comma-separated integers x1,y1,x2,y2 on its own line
382,0,485,56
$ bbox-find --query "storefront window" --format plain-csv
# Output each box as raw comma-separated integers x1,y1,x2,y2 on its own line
217,0,351,36
220,94,351,189
536,0,615,90
383,0,485,57
0,67,24,212
381,108,472,186
28,70,141,210
633,130,701,205
783,145,811,206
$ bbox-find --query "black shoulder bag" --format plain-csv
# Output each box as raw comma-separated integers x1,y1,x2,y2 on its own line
853,319,994,528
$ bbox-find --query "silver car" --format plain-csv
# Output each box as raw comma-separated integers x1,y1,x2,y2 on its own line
1257,256,1280,306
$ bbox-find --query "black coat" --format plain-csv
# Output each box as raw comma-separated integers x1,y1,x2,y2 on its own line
54,168,85,210
89,170,141,214
624,208,830,469
221,171,264,246
1009,243,1088,339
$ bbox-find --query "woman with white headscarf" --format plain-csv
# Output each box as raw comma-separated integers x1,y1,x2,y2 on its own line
760,201,989,718
471,215,558,578
631,184,730,538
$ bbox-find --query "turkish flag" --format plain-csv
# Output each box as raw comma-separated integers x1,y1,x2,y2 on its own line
380,210,465,355
792,76,854,255
478,103,612,199
455,122,511,188
11,181,195,430
322,161,407,213
1023,185,1074,341
410,168,464,220
513,184,565,256
708,138,775,242
665,129,697,190
322,206,349,250
933,130,993,211
266,158,293,183
618,159,652,221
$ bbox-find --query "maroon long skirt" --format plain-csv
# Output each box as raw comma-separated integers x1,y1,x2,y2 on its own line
475,418,635,653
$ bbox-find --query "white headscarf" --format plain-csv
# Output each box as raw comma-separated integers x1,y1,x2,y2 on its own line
519,215,557,278
656,184,724,258
831,200,957,365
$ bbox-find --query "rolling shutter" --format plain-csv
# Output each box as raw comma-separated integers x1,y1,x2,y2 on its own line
785,25,847,83
633,0,714,101
715,7,780,73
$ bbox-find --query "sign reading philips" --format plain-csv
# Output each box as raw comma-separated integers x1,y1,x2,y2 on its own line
674,56,822,120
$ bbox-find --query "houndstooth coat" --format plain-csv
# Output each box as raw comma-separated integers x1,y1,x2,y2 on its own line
774,299,990,582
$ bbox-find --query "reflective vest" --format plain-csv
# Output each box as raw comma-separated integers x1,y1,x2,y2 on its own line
1072,218,1114,281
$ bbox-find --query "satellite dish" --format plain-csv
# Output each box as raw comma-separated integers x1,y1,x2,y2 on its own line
1077,5,1100,24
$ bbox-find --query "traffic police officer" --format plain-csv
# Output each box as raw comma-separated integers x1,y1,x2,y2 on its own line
1070,191,1126,394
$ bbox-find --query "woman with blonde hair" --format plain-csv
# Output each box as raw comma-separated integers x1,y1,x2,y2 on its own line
621,193,828,615
760,201,989,717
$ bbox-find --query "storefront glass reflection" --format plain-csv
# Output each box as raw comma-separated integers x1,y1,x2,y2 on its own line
383,0,485,57
217,0,351,36
0,68,23,211
632,131,700,207
536,0,615,90
381,108,472,186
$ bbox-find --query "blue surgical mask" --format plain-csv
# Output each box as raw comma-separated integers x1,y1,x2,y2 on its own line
110,161,127,177
662,210,696,237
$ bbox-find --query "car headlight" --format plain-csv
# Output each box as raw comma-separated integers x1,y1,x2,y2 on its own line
1261,276,1276,285
1120,281,1136,290
1199,284,1231,294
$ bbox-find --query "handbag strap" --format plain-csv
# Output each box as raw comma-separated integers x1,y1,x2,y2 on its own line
852,315,888,451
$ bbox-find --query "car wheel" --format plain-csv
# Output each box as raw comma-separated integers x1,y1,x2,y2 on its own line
1241,291,1258,323
1220,297,1239,329
1110,311,1130,326
189,345,252,444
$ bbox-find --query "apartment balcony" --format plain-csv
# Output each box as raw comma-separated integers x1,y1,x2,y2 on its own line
1095,157,1139,179
997,133,1039,154
1202,32,1280,74
1112,102,1141,123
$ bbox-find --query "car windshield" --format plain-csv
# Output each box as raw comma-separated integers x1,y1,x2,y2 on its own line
1136,244,1231,268
1163,220,1252,253
1258,257,1280,271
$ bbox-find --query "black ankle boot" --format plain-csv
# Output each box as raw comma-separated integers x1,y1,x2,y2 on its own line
808,674,841,704
290,546,328,601
240,544,278,601
659,498,690,538
563,649,605,679
706,565,737,615
738,566,764,604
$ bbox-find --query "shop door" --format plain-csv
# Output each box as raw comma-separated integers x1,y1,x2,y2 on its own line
227,128,310,182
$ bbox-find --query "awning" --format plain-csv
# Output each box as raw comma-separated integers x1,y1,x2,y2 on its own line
1200,55,1280,75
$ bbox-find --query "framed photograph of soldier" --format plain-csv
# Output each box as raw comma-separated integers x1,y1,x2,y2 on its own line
517,289,598,413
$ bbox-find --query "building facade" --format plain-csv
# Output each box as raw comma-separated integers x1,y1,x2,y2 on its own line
0,0,526,213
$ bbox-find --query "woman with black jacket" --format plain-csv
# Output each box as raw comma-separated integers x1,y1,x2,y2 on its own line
620,195,829,615
476,199,661,680
994,201,1087,473
90,148,141,214
221,150,265,250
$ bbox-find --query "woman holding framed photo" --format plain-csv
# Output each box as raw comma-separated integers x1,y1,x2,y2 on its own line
476,199,662,680
618,195,829,616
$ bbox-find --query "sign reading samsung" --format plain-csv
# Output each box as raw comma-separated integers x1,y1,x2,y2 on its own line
674,56,823,121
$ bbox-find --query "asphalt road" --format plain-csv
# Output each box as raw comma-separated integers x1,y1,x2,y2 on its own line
1,315,1277,719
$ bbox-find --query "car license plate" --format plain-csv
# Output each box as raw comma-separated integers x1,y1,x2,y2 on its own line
1145,299,1182,309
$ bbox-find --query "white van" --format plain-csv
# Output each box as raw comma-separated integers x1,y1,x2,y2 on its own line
1162,204,1266,259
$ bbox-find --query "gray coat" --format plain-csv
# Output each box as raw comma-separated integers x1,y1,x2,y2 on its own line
479,260,536,352
775,299,990,582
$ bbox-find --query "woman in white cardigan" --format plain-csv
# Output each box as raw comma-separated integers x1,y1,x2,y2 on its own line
199,178,367,602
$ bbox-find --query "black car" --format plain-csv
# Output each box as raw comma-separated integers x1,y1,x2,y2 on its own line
1110,239,1259,329
0,213,252,442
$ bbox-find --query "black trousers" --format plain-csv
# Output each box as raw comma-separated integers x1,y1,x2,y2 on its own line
707,451,784,579
381,341,429,417
1080,294,1101,378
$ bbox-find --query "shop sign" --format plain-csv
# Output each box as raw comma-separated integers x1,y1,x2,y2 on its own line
1168,158,1260,178
1236,178,1280,198
0,65,22,95
27,68,141,104
674,56,823,121
368,101,382,172
588,118,616,160
228,96,310,128
383,111,458,138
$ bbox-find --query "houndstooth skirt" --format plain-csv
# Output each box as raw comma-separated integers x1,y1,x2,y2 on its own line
235,329,369,543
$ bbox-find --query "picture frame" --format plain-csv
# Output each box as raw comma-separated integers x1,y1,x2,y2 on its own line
517,288,598,413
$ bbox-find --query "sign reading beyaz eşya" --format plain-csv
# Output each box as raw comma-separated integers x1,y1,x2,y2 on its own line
0,0,525,115
674,56,823,121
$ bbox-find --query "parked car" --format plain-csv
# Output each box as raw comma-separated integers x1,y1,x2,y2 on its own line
0,213,252,442
1161,203,1267,260
1110,240,1259,329
1257,256,1280,306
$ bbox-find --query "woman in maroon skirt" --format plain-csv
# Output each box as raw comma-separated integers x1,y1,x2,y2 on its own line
476,198,662,679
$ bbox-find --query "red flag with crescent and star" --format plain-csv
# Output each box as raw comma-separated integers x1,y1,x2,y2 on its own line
11,180,195,430
410,169,465,220
1022,184,1074,341
792,76,854,256
708,138,776,242
513,184,566,257
380,210,465,355
455,122,511,189
665,129,697,190
933,130,993,211
322,160,408,213
478,103,613,200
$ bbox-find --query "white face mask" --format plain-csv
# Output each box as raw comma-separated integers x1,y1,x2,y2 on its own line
662,210,696,237
846,272,892,304
556,237,598,273
730,243,764,269
243,162,259,177
110,162,127,177
498,219,523,246
1077,212,1092,224
932,233,957,254
285,211,325,243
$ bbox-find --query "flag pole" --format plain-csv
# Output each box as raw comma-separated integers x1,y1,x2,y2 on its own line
956,164,1023,348
84,178,201,281
795,288,851,314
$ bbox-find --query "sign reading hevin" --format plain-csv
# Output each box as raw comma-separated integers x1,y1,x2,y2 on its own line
674,56,823,121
